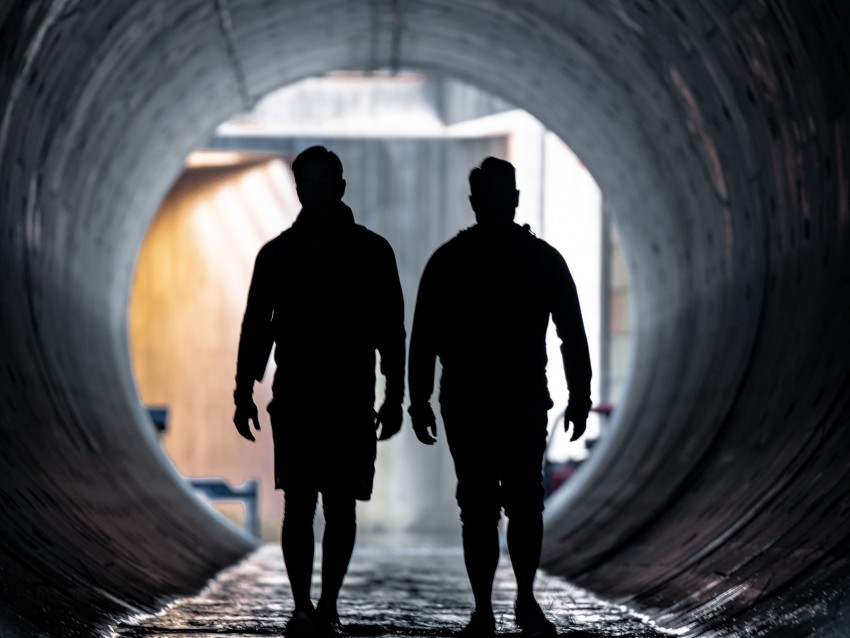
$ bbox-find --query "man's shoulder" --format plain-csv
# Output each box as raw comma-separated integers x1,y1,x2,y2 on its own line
256,230,291,257
351,223,394,252
426,233,465,266
438,225,479,252
530,235,562,258
260,223,393,252
509,227,563,261
351,223,387,241
440,223,549,254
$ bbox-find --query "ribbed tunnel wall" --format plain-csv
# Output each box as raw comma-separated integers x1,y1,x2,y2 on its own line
1,1,848,635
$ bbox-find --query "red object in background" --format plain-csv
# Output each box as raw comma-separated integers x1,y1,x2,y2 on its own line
544,403,614,497
549,461,579,493
590,403,613,416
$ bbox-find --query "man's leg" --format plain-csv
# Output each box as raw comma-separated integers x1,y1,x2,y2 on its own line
506,505,543,607
502,411,555,637
506,505,554,637
282,488,319,611
505,494,554,637
455,455,501,634
317,491,357,619
459,494,502,618
444,410,500,635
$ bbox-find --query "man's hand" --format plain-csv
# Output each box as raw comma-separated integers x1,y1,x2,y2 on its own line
233,401,261,442
376,401,403,441
409,403,437,445
566,416,586,442
564,402,589,442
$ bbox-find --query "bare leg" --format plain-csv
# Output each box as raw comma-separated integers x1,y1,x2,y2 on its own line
506,500,555,636
317,492,357,614
462,516,500,616
507,511,543,607
282,489,318,611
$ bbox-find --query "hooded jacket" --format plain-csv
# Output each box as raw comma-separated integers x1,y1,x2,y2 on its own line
409,221,591,416
235,201,405,414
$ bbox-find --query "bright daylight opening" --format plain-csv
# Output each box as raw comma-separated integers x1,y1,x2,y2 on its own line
128,71,631,541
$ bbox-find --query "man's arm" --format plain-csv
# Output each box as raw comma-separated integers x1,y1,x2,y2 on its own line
407,256,440,444
549,249,593,441
233,246,275,441
375,239,406,440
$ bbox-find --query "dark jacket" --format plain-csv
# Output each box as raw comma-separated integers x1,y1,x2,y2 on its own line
235,201,405,414
408,221,591,415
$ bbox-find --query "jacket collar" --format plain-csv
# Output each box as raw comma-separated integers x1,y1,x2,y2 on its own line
293,200,355,233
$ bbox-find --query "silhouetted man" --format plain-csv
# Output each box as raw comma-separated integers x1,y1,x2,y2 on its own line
233,146,405,637
408,157,592,638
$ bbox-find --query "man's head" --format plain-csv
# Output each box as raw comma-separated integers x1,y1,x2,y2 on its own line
469,157,519,224
292,146,346,208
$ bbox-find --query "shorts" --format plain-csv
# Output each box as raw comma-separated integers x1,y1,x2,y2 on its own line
441,405,548,522
268,400,377,501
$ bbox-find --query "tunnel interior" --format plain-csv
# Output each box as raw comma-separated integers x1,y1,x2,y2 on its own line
1,1,849,636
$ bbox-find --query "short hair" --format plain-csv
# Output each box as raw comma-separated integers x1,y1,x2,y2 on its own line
469,157,516,196
292,145,343,184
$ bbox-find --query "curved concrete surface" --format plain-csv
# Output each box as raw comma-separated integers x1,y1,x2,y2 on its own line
0,1,848,635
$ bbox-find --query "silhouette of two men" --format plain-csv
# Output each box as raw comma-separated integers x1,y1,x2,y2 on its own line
234,148,591,638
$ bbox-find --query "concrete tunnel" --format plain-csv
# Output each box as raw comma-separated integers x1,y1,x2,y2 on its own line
1,1,849,635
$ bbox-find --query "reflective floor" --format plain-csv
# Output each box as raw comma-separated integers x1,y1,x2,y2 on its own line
113,544,680,637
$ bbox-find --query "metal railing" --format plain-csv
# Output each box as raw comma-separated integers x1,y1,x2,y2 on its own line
147,406,261,539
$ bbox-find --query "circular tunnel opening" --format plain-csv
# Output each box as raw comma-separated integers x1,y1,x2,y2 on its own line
127,69,622,543
2,2,849,636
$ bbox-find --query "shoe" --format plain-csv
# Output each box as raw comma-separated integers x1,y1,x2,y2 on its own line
458,611,496,638
514,599,557,638
315,602,344,637
285,607,320,637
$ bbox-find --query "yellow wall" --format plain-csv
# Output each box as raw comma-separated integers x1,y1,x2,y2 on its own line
130,156,298,539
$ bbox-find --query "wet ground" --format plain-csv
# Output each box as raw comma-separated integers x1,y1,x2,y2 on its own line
113,544,684,638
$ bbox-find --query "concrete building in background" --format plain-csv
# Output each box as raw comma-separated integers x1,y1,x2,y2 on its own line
129,72,615,539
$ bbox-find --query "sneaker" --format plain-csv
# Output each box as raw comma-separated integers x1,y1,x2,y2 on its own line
315,602,344,637
285,607,320,637
458,611,496,638
514,599,557,638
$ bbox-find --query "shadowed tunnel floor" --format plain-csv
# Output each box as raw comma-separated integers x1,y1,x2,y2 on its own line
115,544,675,638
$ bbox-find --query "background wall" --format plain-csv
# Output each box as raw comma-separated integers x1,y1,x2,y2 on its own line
130,156,290,538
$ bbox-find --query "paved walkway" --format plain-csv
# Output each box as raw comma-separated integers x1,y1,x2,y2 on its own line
113,544,681,637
